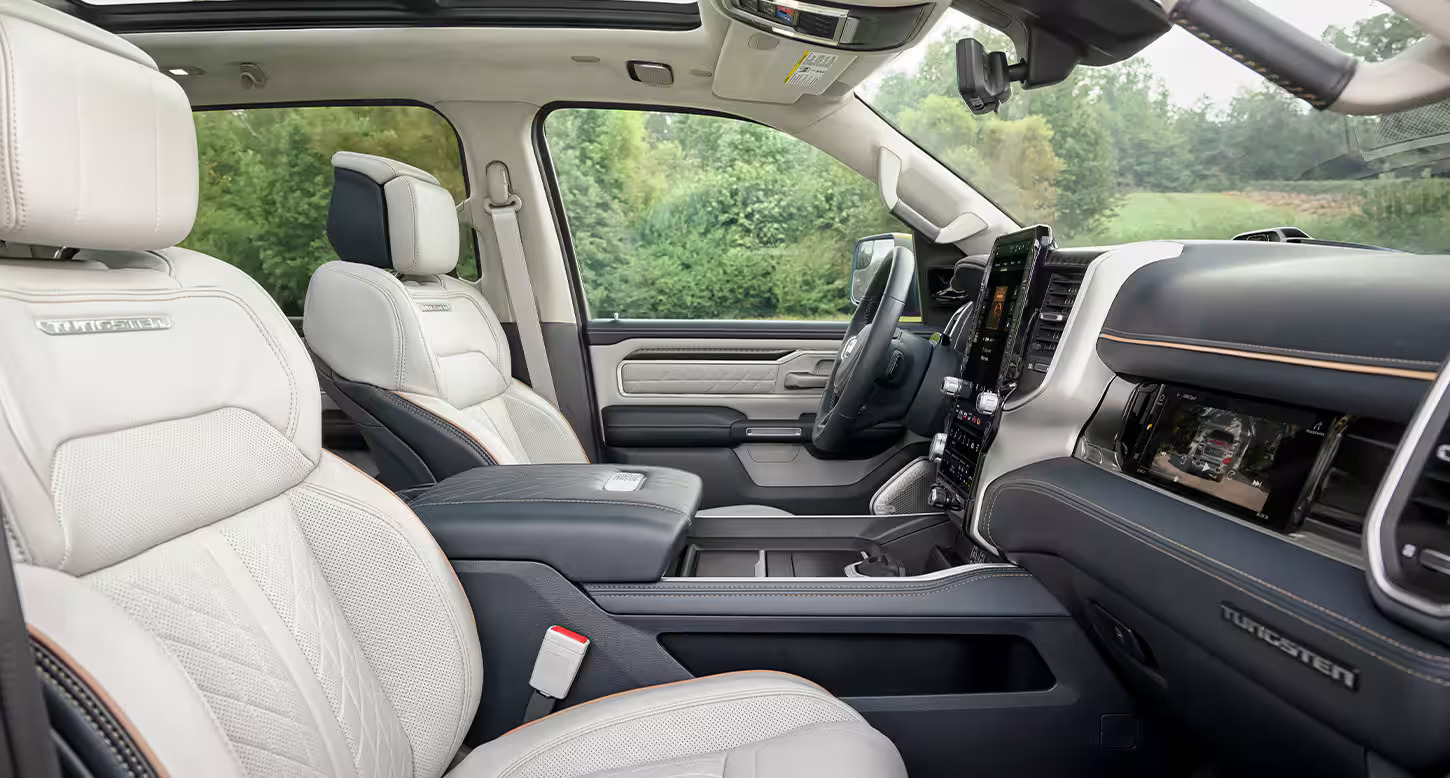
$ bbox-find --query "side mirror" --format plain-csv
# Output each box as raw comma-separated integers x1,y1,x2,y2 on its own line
850,235,900,303
850,233,921,319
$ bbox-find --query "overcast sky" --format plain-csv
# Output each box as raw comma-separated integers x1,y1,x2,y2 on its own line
873,0,1392,107
1141,0,1388,105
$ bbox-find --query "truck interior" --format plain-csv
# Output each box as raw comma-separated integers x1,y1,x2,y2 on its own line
1,0,1450,776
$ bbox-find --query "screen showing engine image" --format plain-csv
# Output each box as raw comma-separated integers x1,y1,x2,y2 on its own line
962,226,1049,394
1135,387,1324,520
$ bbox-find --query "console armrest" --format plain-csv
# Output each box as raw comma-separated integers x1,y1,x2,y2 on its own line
408,465,700,583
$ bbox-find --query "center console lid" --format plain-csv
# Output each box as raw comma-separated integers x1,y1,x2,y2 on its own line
410,464,699,583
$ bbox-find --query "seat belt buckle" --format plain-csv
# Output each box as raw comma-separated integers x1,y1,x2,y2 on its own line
529,626,590,700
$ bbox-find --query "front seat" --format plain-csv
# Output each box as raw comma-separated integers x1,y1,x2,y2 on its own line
304,152,791,516
0,3,903,776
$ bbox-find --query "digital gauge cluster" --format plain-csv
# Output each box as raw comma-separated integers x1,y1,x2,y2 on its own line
927,226,1054,520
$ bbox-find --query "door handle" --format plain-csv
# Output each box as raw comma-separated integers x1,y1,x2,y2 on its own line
784,372,828,390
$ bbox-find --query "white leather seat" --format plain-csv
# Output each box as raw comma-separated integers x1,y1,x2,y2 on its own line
0,2,898,776
303,152,791,516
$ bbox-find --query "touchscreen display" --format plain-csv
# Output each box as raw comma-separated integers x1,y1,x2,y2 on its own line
963,227,1048,394
1134,387,1326,522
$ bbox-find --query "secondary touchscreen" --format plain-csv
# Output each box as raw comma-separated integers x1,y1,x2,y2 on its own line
1139,388,1313,517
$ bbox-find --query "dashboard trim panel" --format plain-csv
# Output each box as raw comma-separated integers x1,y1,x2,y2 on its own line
1099,332,1439,382
984,458,1450,772
1367,359,1450,617
968,241,1186,553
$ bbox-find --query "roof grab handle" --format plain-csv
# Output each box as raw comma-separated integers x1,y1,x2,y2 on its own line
1165,0,1450,115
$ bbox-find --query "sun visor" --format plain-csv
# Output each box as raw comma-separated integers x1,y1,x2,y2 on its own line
712,21,859,103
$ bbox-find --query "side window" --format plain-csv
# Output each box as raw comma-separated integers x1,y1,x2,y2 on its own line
543,108,907,321
186,105,477,315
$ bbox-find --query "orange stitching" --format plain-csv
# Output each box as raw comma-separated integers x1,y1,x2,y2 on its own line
28,626,171,777
1098,333,1437,381
391,391,505,465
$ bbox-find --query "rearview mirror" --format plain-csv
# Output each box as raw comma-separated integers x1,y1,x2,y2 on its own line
956,38,1014,115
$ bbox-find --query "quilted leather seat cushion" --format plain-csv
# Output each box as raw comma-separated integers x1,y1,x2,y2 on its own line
448,672,905,778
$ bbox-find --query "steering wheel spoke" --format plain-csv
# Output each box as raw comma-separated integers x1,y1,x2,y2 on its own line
812,245,916,453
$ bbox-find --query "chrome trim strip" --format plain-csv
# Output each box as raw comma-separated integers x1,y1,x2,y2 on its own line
1365,359,1450,616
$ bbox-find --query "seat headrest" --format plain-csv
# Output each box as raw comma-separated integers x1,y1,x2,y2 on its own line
327,151,460,276
0,0,197,250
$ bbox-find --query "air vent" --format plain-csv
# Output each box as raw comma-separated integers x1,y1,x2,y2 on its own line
1024,268,1084,375
1300,418,1403,544
1387,424,1450,603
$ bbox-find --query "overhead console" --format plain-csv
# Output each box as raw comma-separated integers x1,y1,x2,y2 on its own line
719,0,935,51
708,0,950,103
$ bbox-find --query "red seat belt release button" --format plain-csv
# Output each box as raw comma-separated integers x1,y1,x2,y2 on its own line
529,626,590,699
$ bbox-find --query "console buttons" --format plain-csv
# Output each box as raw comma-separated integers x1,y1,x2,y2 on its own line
976,391,1001,415
941,376,964,397
928,433,947,463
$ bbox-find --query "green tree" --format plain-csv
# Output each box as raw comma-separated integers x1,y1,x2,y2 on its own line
1323,12,1424,61
186,106,472,313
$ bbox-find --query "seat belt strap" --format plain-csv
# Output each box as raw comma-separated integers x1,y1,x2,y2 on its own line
483,160,559,405
523,626,590,723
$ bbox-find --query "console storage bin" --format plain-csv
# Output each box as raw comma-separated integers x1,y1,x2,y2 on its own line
409,464,699,583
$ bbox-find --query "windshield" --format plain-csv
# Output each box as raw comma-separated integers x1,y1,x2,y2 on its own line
861,2,1450,252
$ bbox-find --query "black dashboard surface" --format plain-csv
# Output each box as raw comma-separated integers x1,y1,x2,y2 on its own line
986,457,1450,775
1096,242,1450,421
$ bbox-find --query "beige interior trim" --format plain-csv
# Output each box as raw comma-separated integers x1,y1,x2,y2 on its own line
1098,333,1439,381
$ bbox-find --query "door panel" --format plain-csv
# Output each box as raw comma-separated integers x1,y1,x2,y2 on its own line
588,319,922,514
591,330,842,421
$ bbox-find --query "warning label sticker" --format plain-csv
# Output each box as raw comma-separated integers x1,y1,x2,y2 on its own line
785,51,839,87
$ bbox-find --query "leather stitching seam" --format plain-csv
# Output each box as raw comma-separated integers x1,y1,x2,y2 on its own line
443,286,511,387
1100,328,1441,368
35,644,153,777
293,482,478,751
411,496,690,516
494,687,859,778
387,391,498,466
335,266,408,387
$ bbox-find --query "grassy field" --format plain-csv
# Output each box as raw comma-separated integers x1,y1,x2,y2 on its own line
1079,192,1346,245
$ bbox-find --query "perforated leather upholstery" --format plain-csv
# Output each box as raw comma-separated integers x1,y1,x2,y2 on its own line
0,4,898,777
306,152,590,475
304,154,791,516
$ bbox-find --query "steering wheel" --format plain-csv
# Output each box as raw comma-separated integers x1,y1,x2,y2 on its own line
812,245,916,453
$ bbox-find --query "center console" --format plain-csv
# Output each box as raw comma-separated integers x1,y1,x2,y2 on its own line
926,226,1055,531
410,290,1149,774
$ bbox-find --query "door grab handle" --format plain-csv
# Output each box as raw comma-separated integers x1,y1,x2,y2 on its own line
745,427,803,439
784,372,828,390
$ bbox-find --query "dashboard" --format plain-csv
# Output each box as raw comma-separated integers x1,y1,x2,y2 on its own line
924,227,1450,776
